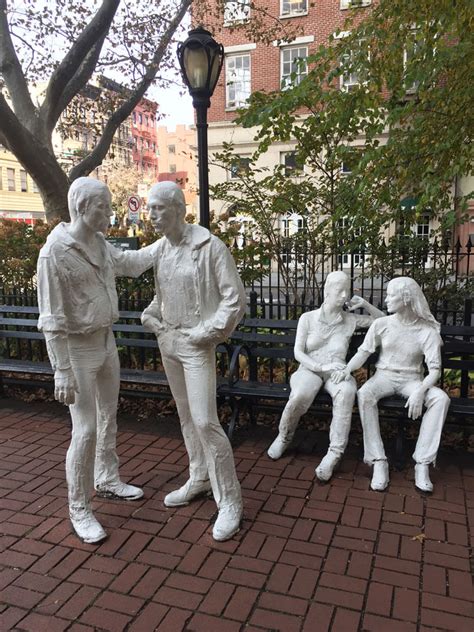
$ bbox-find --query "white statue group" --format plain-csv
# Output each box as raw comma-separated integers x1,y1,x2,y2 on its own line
37,177,449,545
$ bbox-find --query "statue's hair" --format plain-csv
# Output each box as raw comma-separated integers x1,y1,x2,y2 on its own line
325,270,350,290
388,277,440,332
68,177,109,219
148,181,186,219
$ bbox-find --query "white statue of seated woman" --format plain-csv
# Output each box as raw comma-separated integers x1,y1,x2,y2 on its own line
267,271,384,483
332,276,449,493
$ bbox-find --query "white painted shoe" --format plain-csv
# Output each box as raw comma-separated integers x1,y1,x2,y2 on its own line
414,464,433,493
267,434,291,460
315,452,340,482
96,481,144,500
370,460,389,491
164,479,212,508
212,504,243,541
70,507,107,544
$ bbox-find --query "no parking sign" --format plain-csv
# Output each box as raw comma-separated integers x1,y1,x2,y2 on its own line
128,195,141,223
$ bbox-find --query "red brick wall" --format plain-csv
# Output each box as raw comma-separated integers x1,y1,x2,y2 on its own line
208,0,373,123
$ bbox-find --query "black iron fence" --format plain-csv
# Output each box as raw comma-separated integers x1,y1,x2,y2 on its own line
0,238,472,324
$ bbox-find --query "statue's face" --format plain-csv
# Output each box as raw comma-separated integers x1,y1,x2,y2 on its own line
385,283,404,313
324,277,350,310
147,191,181,236
82,188,112,234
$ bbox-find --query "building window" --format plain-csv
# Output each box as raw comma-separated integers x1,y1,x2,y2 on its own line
340,48,360,91
169,164,176,173
224,0,250,23
138,113,143,124
281,0,307,17
229,156,251,179
281,151,304,176
340,0,371,8
281,216,291,238
7,168,15,191
20,170,27,192
340,147,362,174
226,54,251,109
32,180,39,193
416,214,431,239
404,30,421,94
281,46,308,89
168,144,176,154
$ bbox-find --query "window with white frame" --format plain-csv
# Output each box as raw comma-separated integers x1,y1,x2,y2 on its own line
338,217,365,267
340,147,362,174
281,46,308,89
7,168,15,191
340,0,371,9
281,0,307,17
281,151,304,177
403,30,421,94
224,0,250,24
229,156,251,179
281,215,291,238
340,48,360,91
226,54,251,109
415,214,431,239
20,170,27,192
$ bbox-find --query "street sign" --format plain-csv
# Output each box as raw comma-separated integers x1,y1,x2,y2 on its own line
128,195,141,223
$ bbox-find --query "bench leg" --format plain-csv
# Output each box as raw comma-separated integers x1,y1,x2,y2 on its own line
0,375,5,398
226,397,241,441
395,417,406,470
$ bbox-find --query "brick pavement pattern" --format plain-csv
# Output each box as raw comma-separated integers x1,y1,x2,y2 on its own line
1,401,473,631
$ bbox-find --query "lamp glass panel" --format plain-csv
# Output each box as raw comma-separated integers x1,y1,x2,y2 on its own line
209,51,222,92
183,47,209,89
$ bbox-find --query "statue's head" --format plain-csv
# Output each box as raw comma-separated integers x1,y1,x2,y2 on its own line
147,181,186,236
68,177,112,234
386,276,439,330
324,270,350,309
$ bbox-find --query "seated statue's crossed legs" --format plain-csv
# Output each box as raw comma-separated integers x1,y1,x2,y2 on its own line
268,367,323,460
316,376,357,482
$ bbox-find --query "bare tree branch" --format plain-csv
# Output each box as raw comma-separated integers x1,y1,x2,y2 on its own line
0,0,36,122
41,0,120,130
70,0,192,180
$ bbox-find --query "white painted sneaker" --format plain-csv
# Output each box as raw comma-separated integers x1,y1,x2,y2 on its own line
95,481,144,500
70,507,107,544
212,504,243,541
315,452,340,482
370,460,389,491
164,479,212,508
267,434,291,460
414,464,433,493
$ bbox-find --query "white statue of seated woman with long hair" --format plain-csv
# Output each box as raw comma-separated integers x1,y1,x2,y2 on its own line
332,277,450,493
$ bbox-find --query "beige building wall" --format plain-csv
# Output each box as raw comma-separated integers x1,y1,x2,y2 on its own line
0,147,45,222
157,125,198,216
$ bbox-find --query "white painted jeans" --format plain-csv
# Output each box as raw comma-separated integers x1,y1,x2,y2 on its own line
278,366,357,456
358,369,450,465
158,330,242,510
66,327,121,510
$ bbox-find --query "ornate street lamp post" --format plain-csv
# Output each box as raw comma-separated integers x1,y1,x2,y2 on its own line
177,26,224,229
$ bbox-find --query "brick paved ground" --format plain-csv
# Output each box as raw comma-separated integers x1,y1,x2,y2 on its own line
1,398,473,631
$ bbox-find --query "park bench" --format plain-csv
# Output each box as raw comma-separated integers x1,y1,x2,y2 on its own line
218,315,474,463
0,305,171,398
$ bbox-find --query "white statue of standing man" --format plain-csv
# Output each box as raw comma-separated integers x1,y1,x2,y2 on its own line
333,277,449,493
267,271,384,483
37,177,156,544
141,181,245,541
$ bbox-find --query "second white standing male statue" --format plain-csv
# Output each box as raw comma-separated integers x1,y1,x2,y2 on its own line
141,181,246,541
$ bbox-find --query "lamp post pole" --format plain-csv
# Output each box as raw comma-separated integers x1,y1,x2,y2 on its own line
177,27,224,231
195,98,210,229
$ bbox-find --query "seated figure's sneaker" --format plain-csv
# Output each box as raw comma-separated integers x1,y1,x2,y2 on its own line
414,463,433,493
70,507,107,544
370,460,389,491
212,504,243,541
164,479,212,508
315,452,340,482
95,481,144,500
267,434,292,460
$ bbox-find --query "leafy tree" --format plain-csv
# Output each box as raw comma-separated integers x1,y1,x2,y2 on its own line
0,0,297,222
